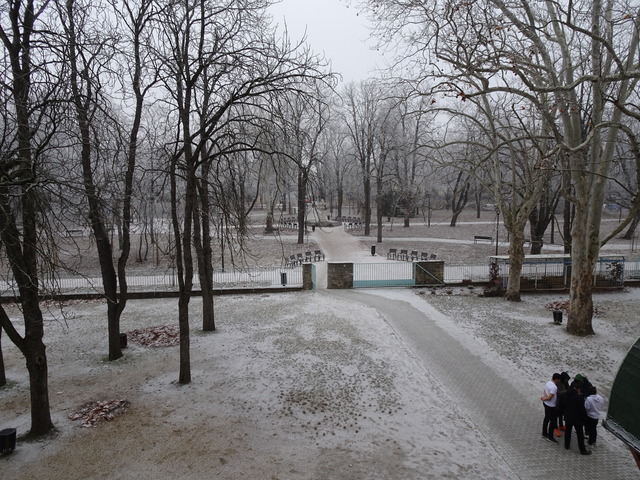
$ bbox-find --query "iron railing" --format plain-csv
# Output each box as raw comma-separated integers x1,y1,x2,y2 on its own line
0,266,303,296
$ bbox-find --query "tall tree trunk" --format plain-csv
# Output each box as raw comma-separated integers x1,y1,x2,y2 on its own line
622,213,640,240
265,212,275,232
0,0,54,436
65,0,123,361
0,327,5,387
504,229,526,302
376,174,384,243
567,151,601,336
0,200,54,436
363,174,371,236
171,149,194,384
195,170,215,332
449,172,470,227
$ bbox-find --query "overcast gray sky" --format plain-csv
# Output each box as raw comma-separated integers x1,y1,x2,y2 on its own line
268,0,386,83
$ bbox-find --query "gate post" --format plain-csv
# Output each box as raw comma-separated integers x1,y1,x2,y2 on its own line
302,263,313,290
415,261,445,285
327,263,353,289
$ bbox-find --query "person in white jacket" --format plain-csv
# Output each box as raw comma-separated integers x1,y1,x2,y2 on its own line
584,386,605,447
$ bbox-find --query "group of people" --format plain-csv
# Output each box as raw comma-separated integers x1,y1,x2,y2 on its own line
541,372,605,456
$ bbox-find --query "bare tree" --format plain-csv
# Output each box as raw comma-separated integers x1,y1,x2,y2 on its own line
56,0,159,360
268,86,330,244
157,0,329,383
342,81,385,236
364,0,640,333
0,0,56,436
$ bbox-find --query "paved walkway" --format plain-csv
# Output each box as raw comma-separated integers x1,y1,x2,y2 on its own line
322,289,638,479
312,227,639,479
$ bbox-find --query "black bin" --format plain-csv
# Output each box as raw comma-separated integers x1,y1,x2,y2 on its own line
280,272,287,286
0,428,16,454
553,310,563,324
371,245,376,256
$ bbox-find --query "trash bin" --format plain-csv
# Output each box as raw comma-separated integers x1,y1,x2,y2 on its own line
371,245,376,256
312,225,315,232
0,428,16,454
280,272,287,286
553,310,563,324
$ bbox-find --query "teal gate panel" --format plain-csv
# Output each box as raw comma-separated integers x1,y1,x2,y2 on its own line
311,264,317,291
353,263,415,288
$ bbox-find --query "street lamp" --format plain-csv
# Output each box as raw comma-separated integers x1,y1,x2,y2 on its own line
495,206,500,256
220,215,225,273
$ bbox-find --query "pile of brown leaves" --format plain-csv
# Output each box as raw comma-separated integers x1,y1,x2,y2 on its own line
127,325,180,347
68,400,130,428
545,300,602,316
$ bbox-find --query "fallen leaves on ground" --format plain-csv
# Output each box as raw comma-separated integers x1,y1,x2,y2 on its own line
69,400,130,427
128,325,180,347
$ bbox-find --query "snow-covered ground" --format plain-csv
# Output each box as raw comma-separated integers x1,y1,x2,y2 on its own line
1,216,639,479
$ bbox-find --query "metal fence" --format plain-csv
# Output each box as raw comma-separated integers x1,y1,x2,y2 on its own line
625,259,640,280
1,258,637,297
444,263,490,283
353,262,416,287
0,266,303,296
444,258,632,289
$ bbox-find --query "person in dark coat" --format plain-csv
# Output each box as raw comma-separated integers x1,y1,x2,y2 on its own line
556,372,571,434
559,381,592,455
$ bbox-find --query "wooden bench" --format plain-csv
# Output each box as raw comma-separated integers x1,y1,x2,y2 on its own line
474,235,493,243
387,248,397,259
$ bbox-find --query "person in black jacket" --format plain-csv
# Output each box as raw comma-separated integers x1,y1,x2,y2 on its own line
556,371,571,435
559,381,592,455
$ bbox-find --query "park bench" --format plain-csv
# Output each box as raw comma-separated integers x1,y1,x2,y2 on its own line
286,255,297,267
420,252,429,261
410,250,419,261
314,250,325,261
398,249,408,261
305,251,313,262
387,248,397,259
474,235,493,243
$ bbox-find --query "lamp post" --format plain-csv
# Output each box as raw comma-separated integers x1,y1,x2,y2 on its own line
495,207,500,256
220,215,225,273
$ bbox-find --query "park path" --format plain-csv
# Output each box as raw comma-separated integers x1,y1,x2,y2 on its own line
311,227,639,479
